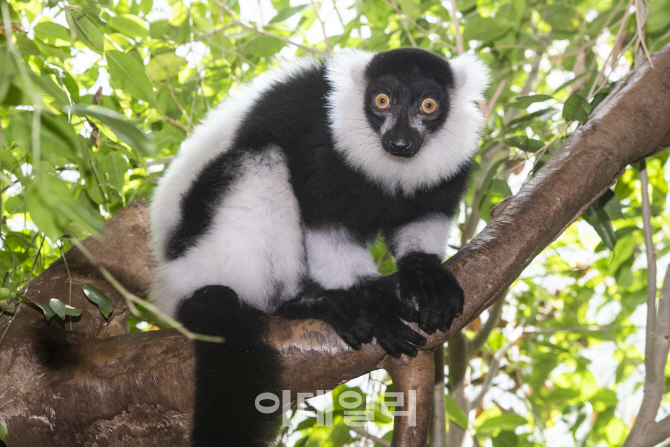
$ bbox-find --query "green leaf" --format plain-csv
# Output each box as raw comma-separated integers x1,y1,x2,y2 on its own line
100,151,128,191
106,50,154,103
476,413,527,433
463,15,512,42
583,194,617,251
109,14,148,39
19,296,57,321
563,94,591,124
0,421,6,443
82,284,113,318
0,287,10,300
33,21,72,46
505,94,553,109
49,298,83,319
145,52,186,82
269,4,309,23
65,7,104,54
67,105,155,155
503,135,545,152
30,71,70,107
244,35,286,59
445,394,468,429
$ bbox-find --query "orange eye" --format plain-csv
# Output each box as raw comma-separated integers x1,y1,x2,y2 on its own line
421,98,437,114
375,93,390,109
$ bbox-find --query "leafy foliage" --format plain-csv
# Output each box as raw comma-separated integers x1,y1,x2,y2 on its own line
0,0,669,445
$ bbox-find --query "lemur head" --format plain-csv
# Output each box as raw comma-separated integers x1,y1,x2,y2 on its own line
363,48,454,159
326,48,489,195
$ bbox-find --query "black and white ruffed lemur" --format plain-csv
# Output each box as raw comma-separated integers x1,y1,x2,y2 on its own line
150,48,489,446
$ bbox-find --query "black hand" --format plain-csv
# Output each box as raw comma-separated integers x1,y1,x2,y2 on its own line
274,288,374,350
360,277,427,358
396,253,464,334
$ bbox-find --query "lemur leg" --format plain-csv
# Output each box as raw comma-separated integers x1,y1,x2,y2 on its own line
385,214,464,334
276,225,426,357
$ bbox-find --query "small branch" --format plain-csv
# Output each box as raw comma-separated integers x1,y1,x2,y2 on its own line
310,0,330,55
482,78,507,123
469,325,523,409
390,0,417,48
449,0,464,55
639,159,658,385
350,426,391,447
163,115,192,132
379,0,456,51
523,324,636,334
220,2,323,55
468,295,504,356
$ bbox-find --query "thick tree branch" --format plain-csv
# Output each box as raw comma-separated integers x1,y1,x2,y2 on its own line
0,45,669,446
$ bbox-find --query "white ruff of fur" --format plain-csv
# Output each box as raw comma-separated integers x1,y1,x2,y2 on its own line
390,215,451,260
326,50,490,196
150,59,318,316
152,147,306,317
305,226,379,289
150,57,320,266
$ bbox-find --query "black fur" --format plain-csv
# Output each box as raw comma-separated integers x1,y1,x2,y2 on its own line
165,149,246,260
177,286,282,447
396,252,464,334
168,49,472,446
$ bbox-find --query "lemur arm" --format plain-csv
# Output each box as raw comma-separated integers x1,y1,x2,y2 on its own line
275,225,426,357
384,214,464,334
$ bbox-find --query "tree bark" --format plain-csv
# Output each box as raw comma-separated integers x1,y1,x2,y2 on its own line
1,45,669,447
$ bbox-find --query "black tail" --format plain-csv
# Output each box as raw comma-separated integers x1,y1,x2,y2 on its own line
177,285,282,447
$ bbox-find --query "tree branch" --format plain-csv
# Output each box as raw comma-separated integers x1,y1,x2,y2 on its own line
1,45,670,446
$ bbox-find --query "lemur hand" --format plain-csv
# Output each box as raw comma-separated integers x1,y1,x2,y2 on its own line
274,288,374,350
360,276,427,358
396,253,464,334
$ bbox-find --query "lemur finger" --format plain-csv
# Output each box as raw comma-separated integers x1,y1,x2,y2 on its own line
396,323,427,346
393,298,420,321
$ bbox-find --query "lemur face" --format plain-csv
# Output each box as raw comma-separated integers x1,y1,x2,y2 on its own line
364,48,455,159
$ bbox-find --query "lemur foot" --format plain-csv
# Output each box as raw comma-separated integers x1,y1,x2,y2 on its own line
396,253,464,334
361,277,427,358
274,289,374,350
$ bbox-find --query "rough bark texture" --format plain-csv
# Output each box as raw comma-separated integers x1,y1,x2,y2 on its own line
1,45,669,446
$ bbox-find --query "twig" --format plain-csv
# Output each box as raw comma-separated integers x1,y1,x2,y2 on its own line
379,0,456,51
467,295,504,356
350,425,391,446
310,0,330,54
587,0,634,99
469,325,523,409
163,115,192,132
634,0,654,68
483,78,507,123
639,160,657,383
389,0,417,47
73,240,224,344
523,324,636,334
219,2,323,55
449,0,464,55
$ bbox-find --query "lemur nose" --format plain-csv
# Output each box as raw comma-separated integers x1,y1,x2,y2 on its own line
390,139,411,152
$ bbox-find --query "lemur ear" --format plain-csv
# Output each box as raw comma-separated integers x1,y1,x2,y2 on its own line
450,54,490,102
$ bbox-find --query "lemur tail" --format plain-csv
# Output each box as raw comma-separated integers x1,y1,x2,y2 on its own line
177,285,283,447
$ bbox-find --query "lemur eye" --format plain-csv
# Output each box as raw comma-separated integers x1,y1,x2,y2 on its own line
375,93,390,109
421,98,437,114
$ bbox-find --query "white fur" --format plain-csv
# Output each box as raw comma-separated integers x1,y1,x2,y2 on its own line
305,226,379,290
150,57,321,265
151,147,306,316
389,215,452,260
326,49,490,196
